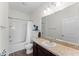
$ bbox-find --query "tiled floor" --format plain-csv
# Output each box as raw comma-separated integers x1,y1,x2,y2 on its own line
9,49,33,56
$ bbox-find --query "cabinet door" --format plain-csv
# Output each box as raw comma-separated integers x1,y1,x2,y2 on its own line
37,44,55,56
33,42,56,56
33,42,38,56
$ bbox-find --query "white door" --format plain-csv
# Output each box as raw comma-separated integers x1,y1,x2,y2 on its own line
9,19,27,44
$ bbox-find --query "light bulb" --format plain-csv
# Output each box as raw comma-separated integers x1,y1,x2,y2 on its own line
47,8,50,11
55,2,61,6
44,10,47,14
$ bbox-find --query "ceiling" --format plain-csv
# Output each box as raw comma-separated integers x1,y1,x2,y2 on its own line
9,2,47,14
9,2,67,14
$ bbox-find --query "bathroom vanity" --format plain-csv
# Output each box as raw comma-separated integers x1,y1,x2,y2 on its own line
33,38,79,56
33,42,56,56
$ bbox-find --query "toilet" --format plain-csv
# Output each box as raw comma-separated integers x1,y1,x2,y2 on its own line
25,43,33,54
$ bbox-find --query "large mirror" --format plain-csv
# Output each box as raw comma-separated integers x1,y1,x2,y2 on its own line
41,3,79,44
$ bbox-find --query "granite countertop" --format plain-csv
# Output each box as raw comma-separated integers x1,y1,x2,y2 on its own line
33,38,79,56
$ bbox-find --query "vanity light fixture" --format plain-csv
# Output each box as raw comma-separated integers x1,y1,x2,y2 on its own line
44,7,51,14
47,8,50,11
43,2,56,14
44,10,47,14
22,2,27,6
55,2,62,6
50,2,56,7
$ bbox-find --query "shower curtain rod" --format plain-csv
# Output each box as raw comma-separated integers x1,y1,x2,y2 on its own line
8,17,32,21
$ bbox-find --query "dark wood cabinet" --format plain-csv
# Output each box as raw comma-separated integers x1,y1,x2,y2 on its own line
33,42,56,56
33,42,38,56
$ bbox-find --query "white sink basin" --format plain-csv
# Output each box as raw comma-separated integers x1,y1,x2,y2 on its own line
42,40,50,44
44,42,56,48
42,40,56,48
